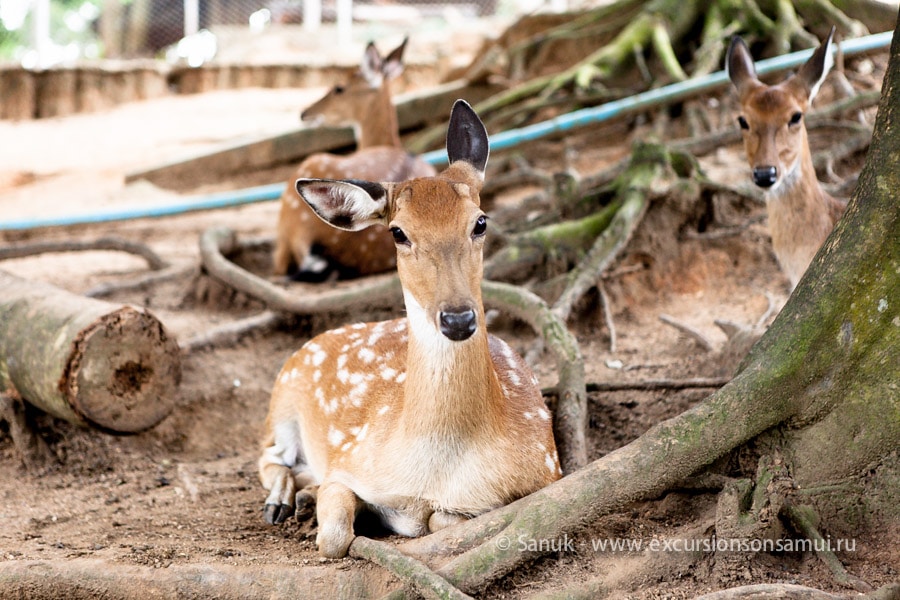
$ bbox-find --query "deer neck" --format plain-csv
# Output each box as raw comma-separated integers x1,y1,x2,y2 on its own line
358,83,402,149
400,311,504,439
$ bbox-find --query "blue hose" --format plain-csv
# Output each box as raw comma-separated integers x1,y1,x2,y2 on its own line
1,30,891,232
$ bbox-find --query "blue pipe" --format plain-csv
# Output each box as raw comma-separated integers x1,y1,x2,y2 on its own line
1,31,891,232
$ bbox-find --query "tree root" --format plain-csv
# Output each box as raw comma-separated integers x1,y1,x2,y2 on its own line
85,263,195,298
0,392,57,473
693,583,861,599
0,236,168,270
0,558,394,599
782,503,873,593
198,227,403,314
348,537,473,600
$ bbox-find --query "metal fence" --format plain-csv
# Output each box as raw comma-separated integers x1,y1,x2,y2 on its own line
1,0,567,67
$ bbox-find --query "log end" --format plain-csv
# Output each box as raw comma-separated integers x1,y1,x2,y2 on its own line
65,307,181,434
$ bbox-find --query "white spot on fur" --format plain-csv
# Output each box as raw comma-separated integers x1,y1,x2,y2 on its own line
537,407,550,421
328,425,345,447
358,347,376,363
545,453,556,474
377,405,390,416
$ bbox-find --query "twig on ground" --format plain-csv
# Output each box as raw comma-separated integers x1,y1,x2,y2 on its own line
597,282,617,352
658,313,714,352
583,377,731,392
180,311,286,354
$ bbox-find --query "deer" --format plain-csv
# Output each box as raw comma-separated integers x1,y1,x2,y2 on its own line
726,28,847,290
258,100,562,558
273,37,436,279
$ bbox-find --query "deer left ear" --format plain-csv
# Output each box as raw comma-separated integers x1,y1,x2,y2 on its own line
795,26,835,103
446,99,489,178
295,178,389,231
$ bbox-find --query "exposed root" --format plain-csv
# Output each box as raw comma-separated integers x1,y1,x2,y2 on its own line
0,237,168,270
348,537,473,600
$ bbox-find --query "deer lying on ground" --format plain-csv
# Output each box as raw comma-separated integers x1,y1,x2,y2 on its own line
727,28,847,290
273,37,436,279
259,100,562,558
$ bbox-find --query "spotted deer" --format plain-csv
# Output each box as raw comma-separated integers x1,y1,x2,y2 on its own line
273,37,436,279
727,28,847,290
259,100,562,558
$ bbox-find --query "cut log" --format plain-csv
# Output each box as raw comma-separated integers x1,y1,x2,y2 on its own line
0,270,180,433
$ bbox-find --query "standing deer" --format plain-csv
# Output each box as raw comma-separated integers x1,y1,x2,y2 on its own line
727,28,847,290
259,100,562,558
273,37,436,279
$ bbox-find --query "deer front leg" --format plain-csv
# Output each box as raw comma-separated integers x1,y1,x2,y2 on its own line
316,478,361,558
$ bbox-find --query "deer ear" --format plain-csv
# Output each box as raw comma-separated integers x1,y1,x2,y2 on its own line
295,178,389,231
446,99,489,177
726,35,759,97
794,26,835,103
360,42,385,88
381,36,407,81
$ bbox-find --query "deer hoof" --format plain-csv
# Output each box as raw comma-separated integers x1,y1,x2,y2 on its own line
263,502,294,525
294,489,316,522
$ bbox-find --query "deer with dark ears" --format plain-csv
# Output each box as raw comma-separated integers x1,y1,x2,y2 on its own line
727,28,847,290
273,37,436,279
259,100,562,558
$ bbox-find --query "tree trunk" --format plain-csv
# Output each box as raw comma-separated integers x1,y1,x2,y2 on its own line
0,270,181,433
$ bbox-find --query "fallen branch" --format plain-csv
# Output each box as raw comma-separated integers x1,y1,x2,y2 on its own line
0,237,168,270
0,269,180,433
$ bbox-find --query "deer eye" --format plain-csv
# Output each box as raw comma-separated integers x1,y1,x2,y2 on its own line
390,226,409,246
737,116,749,130
333,85,345,95
472,215,488,238
789,112,803,126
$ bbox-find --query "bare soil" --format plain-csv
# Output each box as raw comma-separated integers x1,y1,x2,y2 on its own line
0,52,896,598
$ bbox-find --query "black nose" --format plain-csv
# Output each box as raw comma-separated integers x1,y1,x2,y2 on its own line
439,309,477,341
752,166,778,188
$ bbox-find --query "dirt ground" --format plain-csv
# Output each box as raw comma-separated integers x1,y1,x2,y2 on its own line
0,46,897,598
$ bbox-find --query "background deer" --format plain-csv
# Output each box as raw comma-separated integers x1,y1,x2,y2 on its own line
273,37,436,279
259,100,562,558
727,28,847,290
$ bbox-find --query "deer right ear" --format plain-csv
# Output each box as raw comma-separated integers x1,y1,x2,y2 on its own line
446,99,489,177
726,35,759,96
381,36,408,81
794,26,835,103
296,178,389,231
